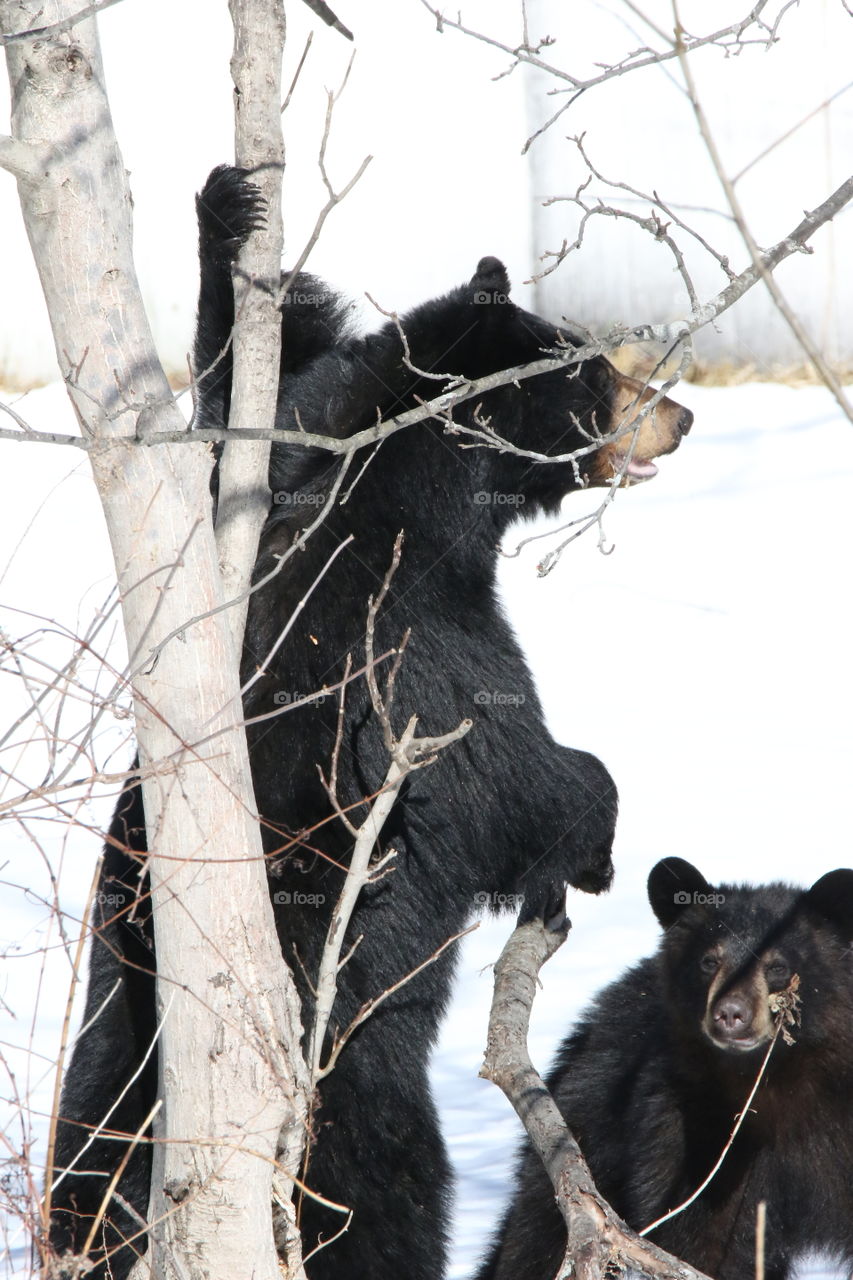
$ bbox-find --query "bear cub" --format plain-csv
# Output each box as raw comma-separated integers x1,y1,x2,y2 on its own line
50,166,693,1280
479,857,853,1280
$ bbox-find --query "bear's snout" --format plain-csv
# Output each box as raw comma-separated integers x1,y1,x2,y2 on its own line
712,992,756,1044
584,367,693,487
704,969,776,1052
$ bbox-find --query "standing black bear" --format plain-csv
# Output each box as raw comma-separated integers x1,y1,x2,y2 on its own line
478,857,853,1280
49,167,692,1280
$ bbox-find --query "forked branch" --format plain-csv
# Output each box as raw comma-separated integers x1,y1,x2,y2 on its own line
480,916,715,1280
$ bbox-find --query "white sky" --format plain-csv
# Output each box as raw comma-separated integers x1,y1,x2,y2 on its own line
2,0,851,384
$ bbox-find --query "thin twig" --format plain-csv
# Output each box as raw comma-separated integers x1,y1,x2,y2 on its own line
481,916,715,1280
672,0,853,423
640,974,801,1236
317,923,478,1079
5,163,849,456
307,538,472,1083
79,1098,163,1263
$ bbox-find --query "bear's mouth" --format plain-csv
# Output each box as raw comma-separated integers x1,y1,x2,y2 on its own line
583,370,694,489
709,1031,764,1054
624,459,659,483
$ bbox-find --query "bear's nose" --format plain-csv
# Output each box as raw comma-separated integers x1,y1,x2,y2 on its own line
677,408,694,437
714,994,753,1036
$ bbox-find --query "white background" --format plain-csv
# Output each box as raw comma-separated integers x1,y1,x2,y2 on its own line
2,0,852,1275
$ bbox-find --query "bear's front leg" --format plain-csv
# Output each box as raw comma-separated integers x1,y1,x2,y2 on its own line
506,744,617,912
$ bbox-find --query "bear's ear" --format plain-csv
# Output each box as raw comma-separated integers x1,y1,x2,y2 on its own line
470,256,511,304
803,868,853,939
648,857,713,928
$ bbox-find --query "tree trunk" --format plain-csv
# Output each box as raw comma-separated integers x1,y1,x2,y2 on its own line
1,4,308,1278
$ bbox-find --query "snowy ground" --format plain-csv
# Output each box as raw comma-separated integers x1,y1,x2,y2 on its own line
1,379,852,1277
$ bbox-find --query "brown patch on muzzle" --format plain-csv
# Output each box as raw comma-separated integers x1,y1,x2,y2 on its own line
702,963,777,1053
585,367,693,488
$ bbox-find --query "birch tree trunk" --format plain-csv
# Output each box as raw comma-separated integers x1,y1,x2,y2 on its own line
1,4,308,1278
215,0,286,643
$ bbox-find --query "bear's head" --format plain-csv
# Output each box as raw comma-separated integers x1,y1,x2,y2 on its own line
272,255,694,537
648,857,853,1066
428,256,694,516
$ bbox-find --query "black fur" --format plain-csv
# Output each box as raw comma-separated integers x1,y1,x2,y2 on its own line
49,166,692,1280
477,859,853,1280
193,164,351,437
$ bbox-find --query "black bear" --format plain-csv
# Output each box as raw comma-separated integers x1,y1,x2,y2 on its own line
478,857,853,1280
49,167,692,1280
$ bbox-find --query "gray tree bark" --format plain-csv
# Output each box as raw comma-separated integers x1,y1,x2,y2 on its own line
1,4,308,1278
215,0,286,644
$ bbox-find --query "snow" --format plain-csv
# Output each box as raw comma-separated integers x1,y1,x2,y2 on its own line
438,380,853,1275
2,377,851,1277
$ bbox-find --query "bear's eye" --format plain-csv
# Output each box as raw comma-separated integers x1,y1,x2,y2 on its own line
700,953,719,975
765,960,790,984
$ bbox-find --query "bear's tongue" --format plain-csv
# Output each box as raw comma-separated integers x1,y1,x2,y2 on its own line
626,459,659,480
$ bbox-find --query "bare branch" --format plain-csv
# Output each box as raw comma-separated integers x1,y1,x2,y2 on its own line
273,58,371,309
639,975,800,1236
671,1,853,422
1,3,314,1276
306,539,472,1084
300,0,352,41
731,77,853,185
481,916,715,1280
418,0,792,152
0,0,124,44
535,133,733,294
215,0,287,646
4,169,849,457
281,31,314,114
508,342,695,577
0,132,44,177
317,922,478,1079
